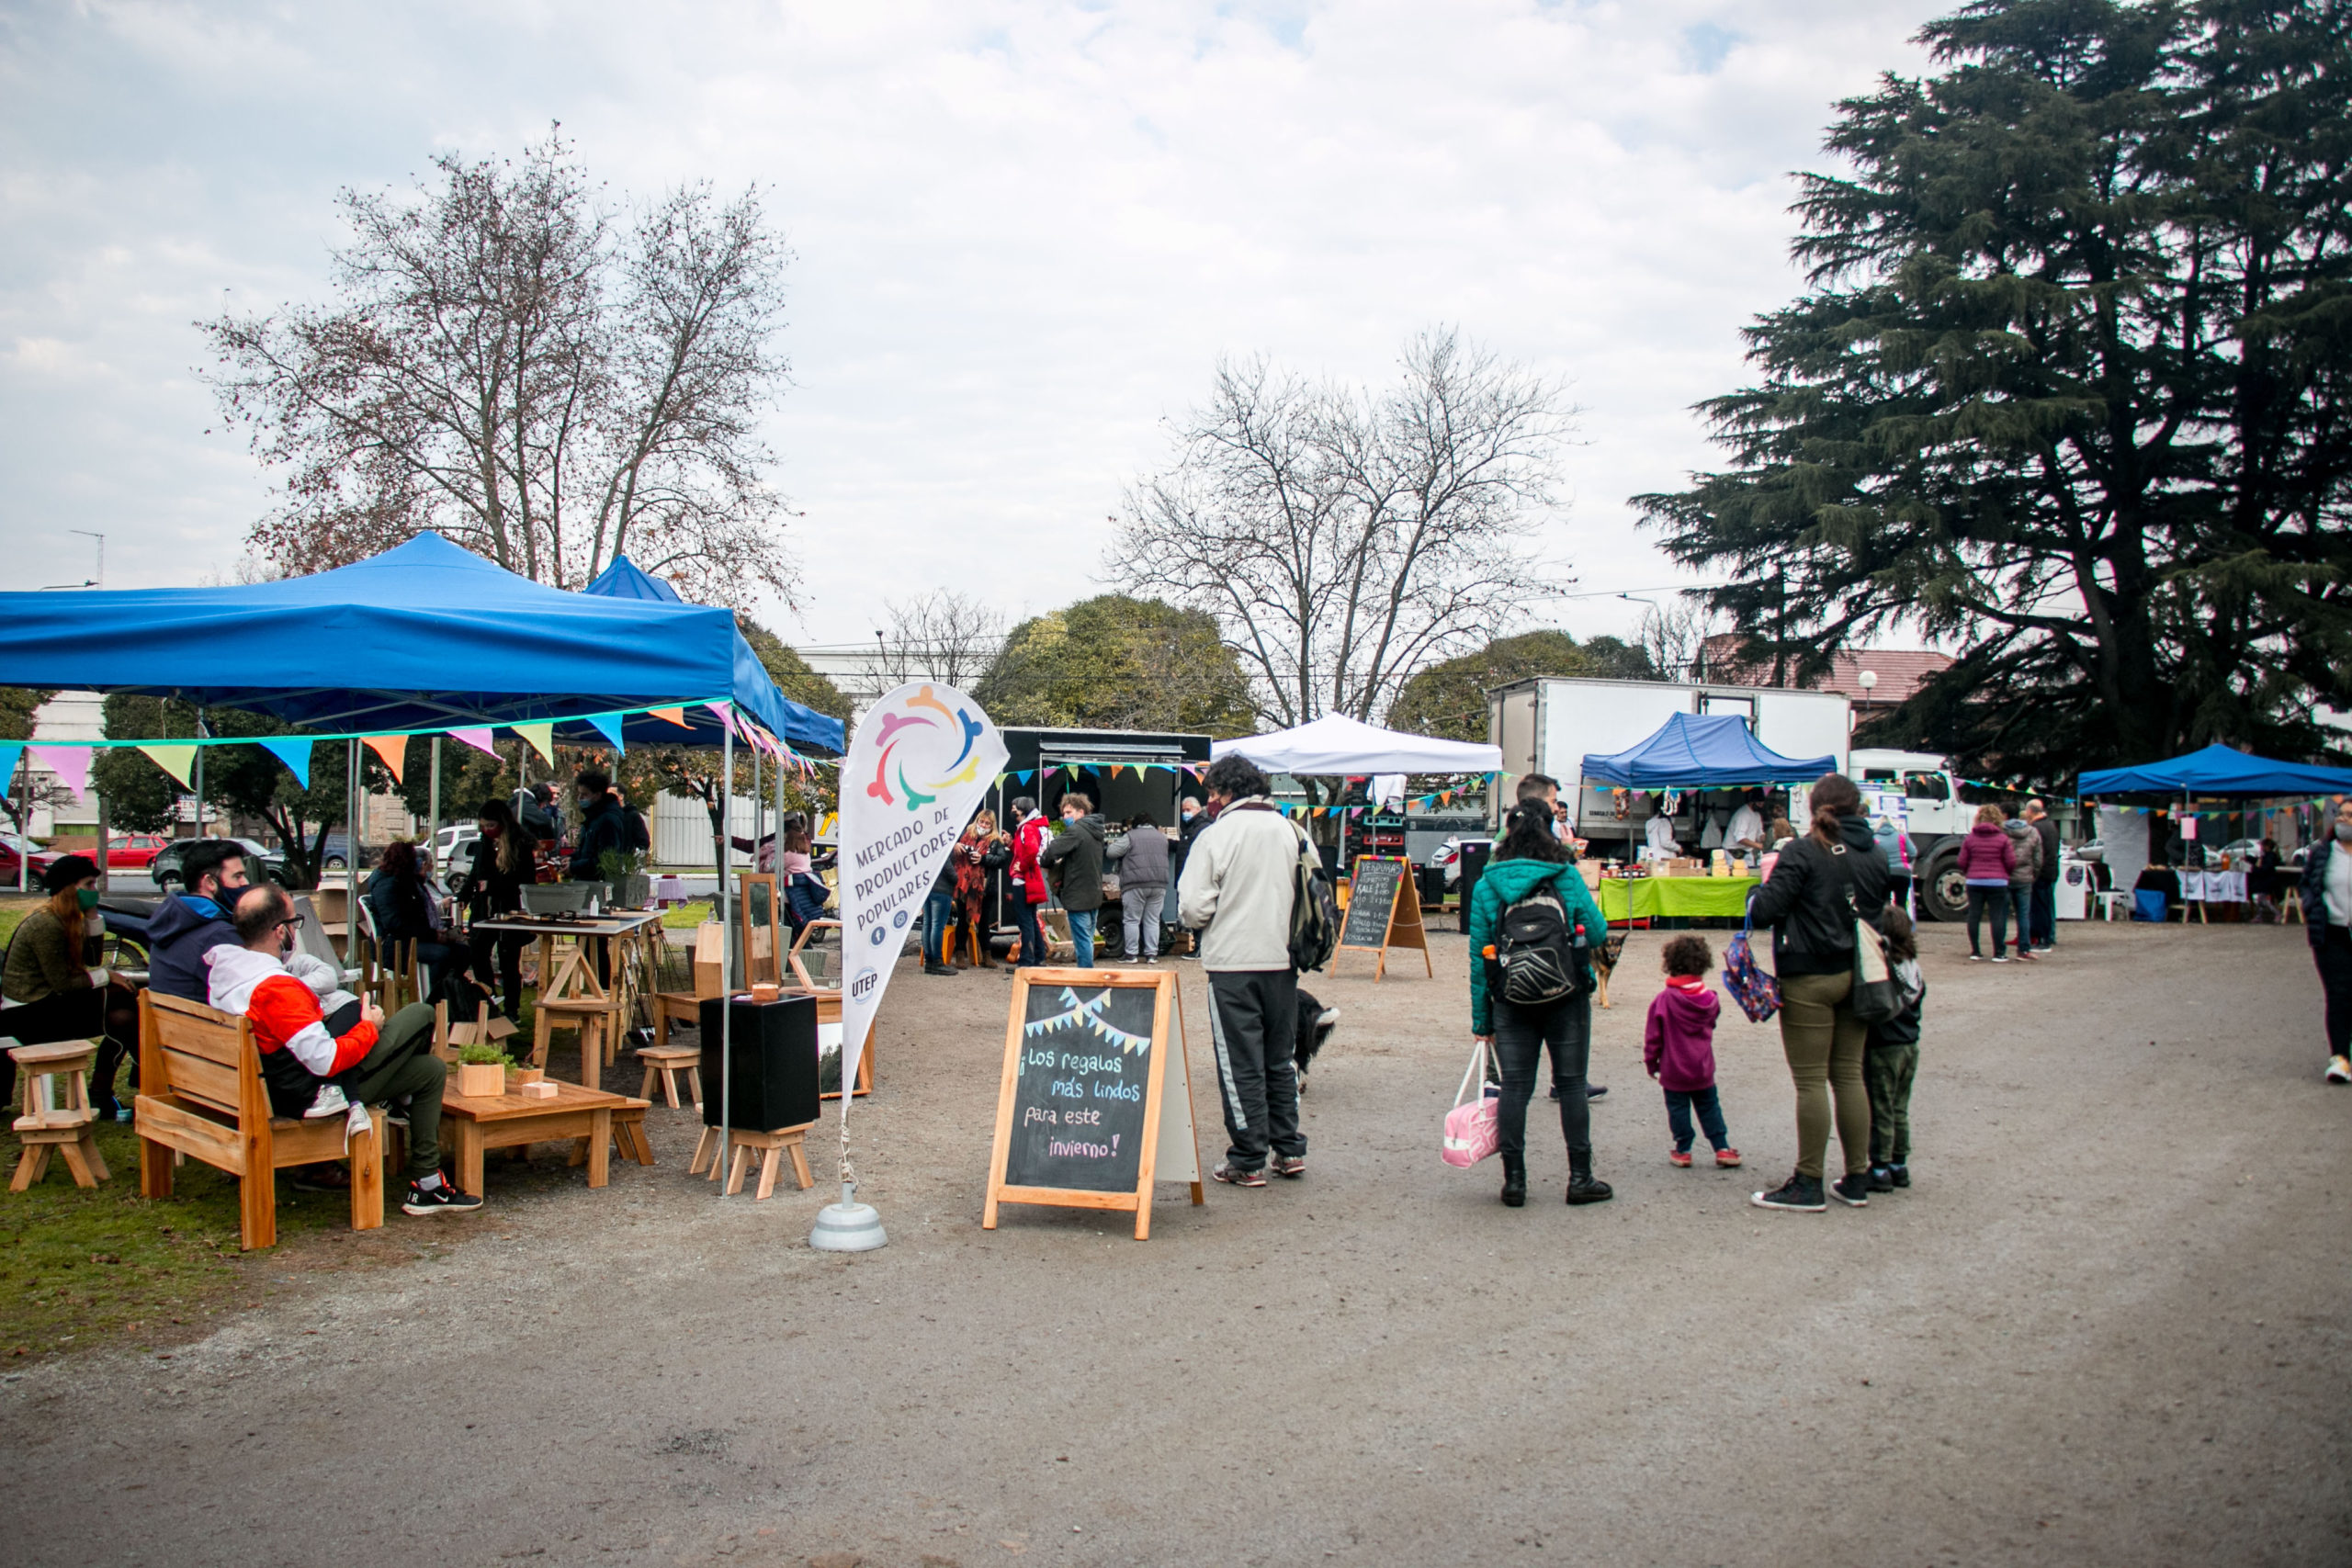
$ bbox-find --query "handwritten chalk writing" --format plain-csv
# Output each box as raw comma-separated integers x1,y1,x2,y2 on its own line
1049,1140,1113,1158
1048,1077,1084,1099
1022,1107,1057,1127
1057,1053,1124,1076
1063,1108,1102,1126
1093,1081,1141,1102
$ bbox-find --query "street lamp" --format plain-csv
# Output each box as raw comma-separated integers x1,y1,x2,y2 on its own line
1852,670,1879,739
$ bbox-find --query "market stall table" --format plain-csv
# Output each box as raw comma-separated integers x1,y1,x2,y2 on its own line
1596,874,1758,924
428,1077,653,1196
471,910,666,1090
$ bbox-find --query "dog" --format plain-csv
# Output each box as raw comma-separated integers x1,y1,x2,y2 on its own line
1591,929,1627,1009
1294,986,1340,1090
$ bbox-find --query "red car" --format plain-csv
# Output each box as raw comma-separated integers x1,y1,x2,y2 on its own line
103,833,173,870
0,833,61,883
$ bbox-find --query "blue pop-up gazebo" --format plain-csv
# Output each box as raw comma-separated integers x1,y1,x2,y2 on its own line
1581,711,1836,790
2077,743,2352,798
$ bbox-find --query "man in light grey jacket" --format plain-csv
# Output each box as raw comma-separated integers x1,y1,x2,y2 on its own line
1109,811,1172,961
1177,753,1304,1187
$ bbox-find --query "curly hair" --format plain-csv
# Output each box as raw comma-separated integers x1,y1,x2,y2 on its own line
1660,934,1713,977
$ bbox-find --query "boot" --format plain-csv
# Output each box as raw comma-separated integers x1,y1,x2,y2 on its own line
1499,1153,1527,1208
1564,1145,1613,1205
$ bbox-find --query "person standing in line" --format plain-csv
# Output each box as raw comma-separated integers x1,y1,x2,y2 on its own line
1644,934,1738,1170
1874,813,1914,917
2025,798,2061,950
1865,904,1928,1191
1039,793,1107,969
1007,795,1050,967
1745,772,1888,1212
949,810,1007,969
921,857,959,978
2299,795,2352,1084
1112,811,1171,962
1176,755,1306,1187
1467,798,1612,1208
1957,804,2018,961
2002,809,2042,963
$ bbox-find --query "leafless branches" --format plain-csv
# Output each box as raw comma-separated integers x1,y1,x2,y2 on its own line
878,590,1008,690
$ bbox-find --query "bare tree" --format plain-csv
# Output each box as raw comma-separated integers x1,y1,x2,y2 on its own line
877,590,1007,690
1637,596,1718,683
1112,327,1573,729
203,130,797,606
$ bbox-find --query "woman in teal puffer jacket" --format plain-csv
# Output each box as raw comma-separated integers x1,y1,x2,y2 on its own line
1467,801,1612,1208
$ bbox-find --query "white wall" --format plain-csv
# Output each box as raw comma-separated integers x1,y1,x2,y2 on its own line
652,790,764,869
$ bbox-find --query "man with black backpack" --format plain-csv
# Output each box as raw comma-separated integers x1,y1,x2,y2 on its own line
1177,753,1316,1187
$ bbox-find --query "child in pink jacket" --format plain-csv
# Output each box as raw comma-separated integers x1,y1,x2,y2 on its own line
1645,934,1739,1168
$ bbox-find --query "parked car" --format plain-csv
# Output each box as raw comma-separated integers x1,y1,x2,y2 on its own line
0,831,61,885
151,837,288,890
431,822,481,868
102,832,173,870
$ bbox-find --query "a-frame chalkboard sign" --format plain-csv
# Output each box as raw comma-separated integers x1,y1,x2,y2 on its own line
1337,855,1434,981
983,967,1204,1240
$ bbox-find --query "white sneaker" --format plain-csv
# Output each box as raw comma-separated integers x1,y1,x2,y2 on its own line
304,1084,350,1119
2327,1055,2351,1084
1992,955,2010,964
345,1100,373,1137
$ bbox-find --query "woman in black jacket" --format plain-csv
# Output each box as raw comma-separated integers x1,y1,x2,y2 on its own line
465,798,534,1022
366,839,477,1007
1745,773,1888,1213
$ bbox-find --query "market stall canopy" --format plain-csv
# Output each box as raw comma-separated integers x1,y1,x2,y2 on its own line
1581,711,1835,790
1210,713,1502,775
2078,743,2352,798
0,532,840,753
581,555,844,752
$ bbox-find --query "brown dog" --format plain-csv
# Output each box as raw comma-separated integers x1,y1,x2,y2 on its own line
1592,930,1627,1009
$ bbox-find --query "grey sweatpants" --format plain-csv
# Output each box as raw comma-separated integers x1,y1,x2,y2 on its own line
1206,968,1302,1171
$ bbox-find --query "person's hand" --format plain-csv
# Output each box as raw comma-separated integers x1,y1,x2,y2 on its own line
1648,1069,1659,1080
1472,1033,1493,1049
362,998,386,1029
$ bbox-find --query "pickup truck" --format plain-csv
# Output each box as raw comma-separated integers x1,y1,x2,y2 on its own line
1850,748,1978,921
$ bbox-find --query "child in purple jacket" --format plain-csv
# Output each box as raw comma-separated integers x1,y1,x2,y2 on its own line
1645,935,1740,1168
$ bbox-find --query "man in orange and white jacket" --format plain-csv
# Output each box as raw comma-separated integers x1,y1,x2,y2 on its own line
208,886,482,1217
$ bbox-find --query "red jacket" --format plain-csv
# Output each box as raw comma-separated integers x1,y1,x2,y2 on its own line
206,944,377,1117
1643,976,1720,1092
1955,822,2017,883
1012,814,1050,905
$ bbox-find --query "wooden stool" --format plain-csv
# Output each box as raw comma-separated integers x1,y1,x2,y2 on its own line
2282,886,2304,924
636,1043,703,1111
9,1041,108,1191
534,996,625,1091
720,1122,815,1200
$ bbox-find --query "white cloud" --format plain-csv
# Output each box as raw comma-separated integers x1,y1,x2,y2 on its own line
0,0,1946,647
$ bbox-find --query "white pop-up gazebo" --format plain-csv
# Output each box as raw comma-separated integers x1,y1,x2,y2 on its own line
1212,713,1503,775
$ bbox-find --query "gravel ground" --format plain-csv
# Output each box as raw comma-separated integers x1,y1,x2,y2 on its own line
2,918,2346,1566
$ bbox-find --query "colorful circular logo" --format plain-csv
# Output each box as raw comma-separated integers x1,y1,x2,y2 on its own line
864,685,988,813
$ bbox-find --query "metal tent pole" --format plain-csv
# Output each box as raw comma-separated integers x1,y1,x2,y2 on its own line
718,720,733,1198
428,736,442,867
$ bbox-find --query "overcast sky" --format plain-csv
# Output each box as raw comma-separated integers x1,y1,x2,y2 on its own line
0,0,1948,654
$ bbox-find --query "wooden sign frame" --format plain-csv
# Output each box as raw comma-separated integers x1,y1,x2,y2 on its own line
983,966,1204,1240
1338,855,1434,981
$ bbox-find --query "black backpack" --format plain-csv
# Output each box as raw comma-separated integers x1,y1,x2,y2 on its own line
1287,826,1341,974
1495,880,1585,1006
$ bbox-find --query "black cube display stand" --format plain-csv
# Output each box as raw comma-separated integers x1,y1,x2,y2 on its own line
698,994,821,1131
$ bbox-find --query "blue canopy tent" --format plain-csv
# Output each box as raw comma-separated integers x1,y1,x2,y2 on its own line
2077,744,2352,799
1582,712,1837,790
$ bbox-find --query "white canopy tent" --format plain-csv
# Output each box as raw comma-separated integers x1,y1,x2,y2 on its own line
1211,713,1503,776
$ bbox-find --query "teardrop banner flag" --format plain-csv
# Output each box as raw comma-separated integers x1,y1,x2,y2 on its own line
447,728,500,760
363,735,408,784
260,738,313,789
839,683,1008,1141
138,744,200,790
29,746,90,797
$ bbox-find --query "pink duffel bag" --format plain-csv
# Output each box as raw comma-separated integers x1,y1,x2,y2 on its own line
1442,1037,1501,1168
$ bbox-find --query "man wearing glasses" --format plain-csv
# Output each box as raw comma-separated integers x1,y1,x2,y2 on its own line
208,885,482,1216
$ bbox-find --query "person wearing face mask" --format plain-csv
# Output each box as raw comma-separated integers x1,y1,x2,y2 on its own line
0,854,141,1119
463,798,534,1021
1038,792,1108,969
2298,795,2352,1084
146,838,254,1002
1007,795,1051,966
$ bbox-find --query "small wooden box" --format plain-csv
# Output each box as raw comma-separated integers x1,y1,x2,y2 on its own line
454,1062,506,1099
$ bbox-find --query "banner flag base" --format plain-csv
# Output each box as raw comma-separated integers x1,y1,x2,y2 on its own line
809,1182,888,1252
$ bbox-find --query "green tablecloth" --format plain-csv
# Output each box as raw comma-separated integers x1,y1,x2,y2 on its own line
1595,875,1758,922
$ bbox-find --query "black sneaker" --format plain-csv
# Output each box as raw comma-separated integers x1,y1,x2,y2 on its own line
1888,1163,1910,1189
402,1179,485,1216
1867,1165,1894,1193
1751,1173,1826,1212
1584,1084,1608,1100
922,964,958,976
1830,1173,1871,1207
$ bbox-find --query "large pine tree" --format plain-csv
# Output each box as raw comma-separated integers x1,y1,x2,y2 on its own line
1637,0,2352,775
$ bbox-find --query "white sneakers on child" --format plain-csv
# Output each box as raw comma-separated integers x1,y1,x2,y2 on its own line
303,1084,350,1119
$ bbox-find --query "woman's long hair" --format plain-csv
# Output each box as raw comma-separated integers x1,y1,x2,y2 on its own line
379,840,421,881
1494,801,1569,864
479,799,530,876
1806,773,1864,848
46,882,84,965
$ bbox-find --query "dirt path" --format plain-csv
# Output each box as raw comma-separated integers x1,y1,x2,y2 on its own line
3,919,2346,1566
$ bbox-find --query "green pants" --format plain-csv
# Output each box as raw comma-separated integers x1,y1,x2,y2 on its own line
1865,1042,1918,1167
340,1002,447,1182
1776,970,1871,1179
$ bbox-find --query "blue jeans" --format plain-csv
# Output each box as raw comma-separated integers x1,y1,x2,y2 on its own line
923,890,956,966
1663,1086,1729,1153
1012,897,1045,966
1067,908,1097,968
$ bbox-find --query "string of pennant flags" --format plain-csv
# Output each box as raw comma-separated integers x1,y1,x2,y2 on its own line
985,764,1503,819
0,699,820,799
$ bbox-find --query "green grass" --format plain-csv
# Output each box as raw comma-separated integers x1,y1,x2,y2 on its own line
662,898,717,930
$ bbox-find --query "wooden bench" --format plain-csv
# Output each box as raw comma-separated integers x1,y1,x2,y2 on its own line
134,992,387,1251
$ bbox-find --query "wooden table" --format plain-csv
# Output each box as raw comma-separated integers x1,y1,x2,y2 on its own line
472,910,665,1090
435,1078,650,1197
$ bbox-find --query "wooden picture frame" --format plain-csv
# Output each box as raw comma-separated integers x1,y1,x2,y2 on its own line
982,966,1203,1240
736,871,782,987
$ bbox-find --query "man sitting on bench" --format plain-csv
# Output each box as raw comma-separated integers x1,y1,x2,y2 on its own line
208,885,483,1217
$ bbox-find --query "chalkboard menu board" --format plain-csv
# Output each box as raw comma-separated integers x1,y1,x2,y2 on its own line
985,967,1204,1240
1342,857,1406,950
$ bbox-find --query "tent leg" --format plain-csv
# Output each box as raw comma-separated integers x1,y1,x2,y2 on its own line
347,739,360,950
428,736,442,867
718,722,733,1199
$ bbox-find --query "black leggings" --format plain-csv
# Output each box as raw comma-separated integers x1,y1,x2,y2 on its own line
1965,885,2010,957
470,930,527,1019
1492,992,1592,1158
2315,927,2352,1058
0,986,141,1114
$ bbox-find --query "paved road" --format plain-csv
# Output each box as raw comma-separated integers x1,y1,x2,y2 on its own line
3,920,2346,1565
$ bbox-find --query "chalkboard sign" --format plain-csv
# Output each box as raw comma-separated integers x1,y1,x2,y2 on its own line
1338,856,1433,981
984,967,1204,1239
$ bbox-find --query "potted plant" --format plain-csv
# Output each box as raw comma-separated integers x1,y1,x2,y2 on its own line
598,847,652,909
453,1043,511,1099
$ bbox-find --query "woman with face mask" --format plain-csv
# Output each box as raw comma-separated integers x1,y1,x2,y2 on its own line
0,854,141,1119
2298,796,2352,1084
463,798,534,1023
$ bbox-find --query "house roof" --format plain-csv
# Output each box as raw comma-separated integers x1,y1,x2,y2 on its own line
1700,638,1952,705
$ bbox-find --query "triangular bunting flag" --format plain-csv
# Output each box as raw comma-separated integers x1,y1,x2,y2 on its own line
585,713,625,753
0,742,21,792
259,738,313,789
363,735,408,784
447,728,500,759
138,744,200,790
29,746,91,797
513,723,555,765
704,703,735,738
648,706,690,728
